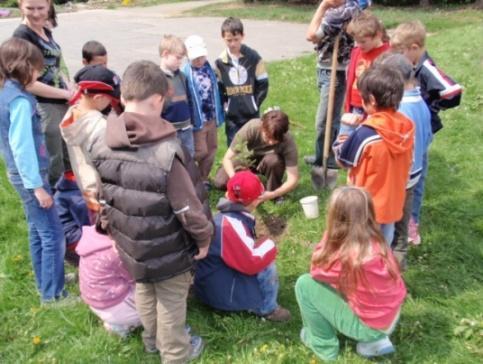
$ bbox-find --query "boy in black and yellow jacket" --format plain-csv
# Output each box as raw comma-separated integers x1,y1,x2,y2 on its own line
215,17,269,146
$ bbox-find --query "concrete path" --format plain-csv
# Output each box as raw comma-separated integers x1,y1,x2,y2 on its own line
0,0,313,76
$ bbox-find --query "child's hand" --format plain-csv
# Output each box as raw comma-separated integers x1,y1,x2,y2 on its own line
194,245,209,260
34,187,53,209
341,113,363,126
322,0,346,10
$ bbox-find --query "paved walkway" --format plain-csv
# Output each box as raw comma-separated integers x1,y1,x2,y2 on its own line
0,0,312,75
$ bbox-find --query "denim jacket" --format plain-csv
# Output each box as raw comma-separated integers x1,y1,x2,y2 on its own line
182,62,224,131
0,80,48,185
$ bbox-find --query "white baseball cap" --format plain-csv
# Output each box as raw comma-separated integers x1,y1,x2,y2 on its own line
185,35,208,61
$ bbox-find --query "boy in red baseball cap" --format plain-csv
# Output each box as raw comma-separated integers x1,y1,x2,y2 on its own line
60,65,121,212
194,170,291,321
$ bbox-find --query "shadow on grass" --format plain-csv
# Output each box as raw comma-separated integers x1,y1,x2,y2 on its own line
404,151,483,300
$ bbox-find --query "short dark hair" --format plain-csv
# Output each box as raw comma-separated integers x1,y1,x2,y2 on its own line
221,17,244,37
121,60,168,101
0,38,44,88
357,64,404,110
261,110,289,143
82,41,107,63
374,52,414,83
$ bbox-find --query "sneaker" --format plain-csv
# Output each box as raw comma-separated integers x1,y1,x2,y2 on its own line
300,328,309,347
304,155,316,166
264,306,291,322
356,337,395,358
408,217,421,245
64,272,78,285
189,335,204,361
41,294,80,308
103,322,130,339
144,342,158,354
273,196,285,205
203,180,212,191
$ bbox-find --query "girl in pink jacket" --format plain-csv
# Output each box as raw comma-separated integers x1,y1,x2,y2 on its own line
295,186,406,361
76,225,140,337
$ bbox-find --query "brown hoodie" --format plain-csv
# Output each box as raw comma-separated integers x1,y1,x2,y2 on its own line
105,112,213,249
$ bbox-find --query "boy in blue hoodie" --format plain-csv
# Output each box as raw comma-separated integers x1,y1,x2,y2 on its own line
375,53,432,269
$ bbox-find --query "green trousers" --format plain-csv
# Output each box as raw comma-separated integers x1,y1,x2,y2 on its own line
295,274,387,361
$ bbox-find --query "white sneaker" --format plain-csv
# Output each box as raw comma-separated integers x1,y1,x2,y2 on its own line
356,337,395,358
189,335,204,361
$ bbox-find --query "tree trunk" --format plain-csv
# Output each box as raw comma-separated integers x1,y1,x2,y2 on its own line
475,0,483,10
420,0,430,6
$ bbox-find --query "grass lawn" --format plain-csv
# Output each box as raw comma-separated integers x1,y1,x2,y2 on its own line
1,5,483,364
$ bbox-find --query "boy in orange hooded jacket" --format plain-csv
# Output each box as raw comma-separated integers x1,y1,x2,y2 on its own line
334,64,414,245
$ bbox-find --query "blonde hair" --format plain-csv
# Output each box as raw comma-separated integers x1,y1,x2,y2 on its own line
311,186,399,296
347,11,387,41
391,20,426,49
158,34,187,57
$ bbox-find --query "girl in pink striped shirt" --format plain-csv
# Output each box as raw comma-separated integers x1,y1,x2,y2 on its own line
295,186,406,360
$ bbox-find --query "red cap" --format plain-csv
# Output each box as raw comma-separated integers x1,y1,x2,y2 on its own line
227,171,265,205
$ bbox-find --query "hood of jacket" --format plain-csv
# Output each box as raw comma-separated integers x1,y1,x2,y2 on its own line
363,110,414,156
216,198,255,218
105,112,177,150
60,107,105,147
76,225,114,257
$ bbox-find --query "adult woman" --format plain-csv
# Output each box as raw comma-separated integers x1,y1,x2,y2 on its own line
13,0,72,187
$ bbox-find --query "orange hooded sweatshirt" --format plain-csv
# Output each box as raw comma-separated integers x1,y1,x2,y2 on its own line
339,110,414,224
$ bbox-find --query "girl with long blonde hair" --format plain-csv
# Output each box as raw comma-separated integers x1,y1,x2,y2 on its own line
295,186,406,361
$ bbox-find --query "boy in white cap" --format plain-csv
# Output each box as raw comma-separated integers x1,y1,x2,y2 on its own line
182,35,224,186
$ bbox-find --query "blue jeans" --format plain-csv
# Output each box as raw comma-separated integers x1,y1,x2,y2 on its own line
412,151,428,223
314,68,346,168
225,122,242,147
254,263,279,316
380,223,395,246
176,126,195,158
10,175,65,302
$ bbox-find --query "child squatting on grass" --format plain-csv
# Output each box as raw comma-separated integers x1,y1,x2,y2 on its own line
194,170,291,322
0,38,67,304
295,186,407,361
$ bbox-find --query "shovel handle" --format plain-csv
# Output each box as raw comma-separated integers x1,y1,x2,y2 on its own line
322,34,341,175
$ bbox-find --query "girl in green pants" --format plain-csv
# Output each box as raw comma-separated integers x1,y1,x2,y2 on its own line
295,186,406,360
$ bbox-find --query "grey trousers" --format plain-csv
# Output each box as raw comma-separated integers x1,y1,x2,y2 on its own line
37,102,69,187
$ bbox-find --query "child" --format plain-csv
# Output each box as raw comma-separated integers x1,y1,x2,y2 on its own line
339,11,390,138
77,225,141,337
82,40,108,67
87,60,213,361
159,34,195,156
60,64,120,212
195,171,291,321
215,17,269,146
54,170,91,266
375,53,432,269
391,20,462,244
335,64,414,244
304,0,360,187
182,35,224,184
295,186,406,361
0,38,66,303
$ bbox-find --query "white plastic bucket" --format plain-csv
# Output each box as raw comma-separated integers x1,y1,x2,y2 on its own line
299,195,319,219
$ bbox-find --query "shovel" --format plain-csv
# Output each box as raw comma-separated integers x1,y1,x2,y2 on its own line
312,33,341,190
